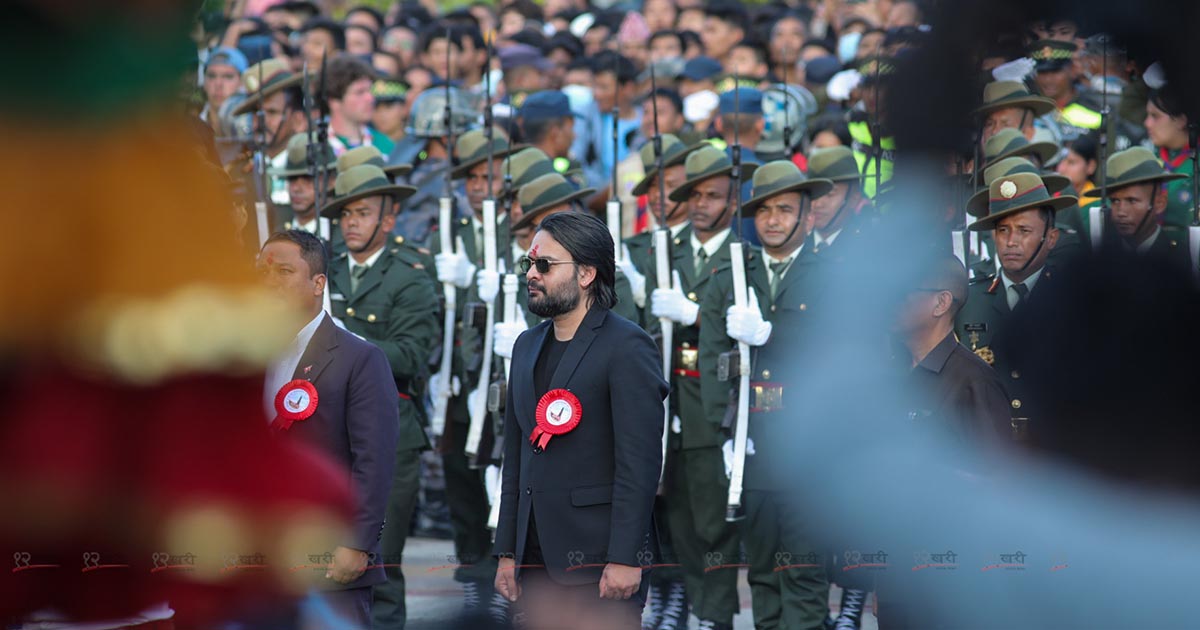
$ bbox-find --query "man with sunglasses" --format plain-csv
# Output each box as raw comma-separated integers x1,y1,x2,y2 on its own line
493,212,668,630
697,160,833,630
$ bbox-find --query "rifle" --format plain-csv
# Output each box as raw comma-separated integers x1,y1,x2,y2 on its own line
1090,38,1111,251
251,60,270,248
781,53,793,160
1188,120,1199,280
725,73,751,523
649,63,673,485
301,60,333,314
606,53,623,262
466,32,498,463
431,29,458,438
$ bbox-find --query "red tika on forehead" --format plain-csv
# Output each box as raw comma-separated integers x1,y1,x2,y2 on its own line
529,244,540,258
265,252,276,266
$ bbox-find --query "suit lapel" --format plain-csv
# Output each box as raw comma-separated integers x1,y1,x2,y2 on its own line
349,251,390,305
548,308,606,391
694,232,733,294
671,225,695,289
772,248,815,305
292,315,338,384
747,252,772,305
522,322,551,428
990,279,1010,316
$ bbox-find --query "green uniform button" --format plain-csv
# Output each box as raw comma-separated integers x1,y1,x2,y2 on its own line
368,314,377,323
762,369,771,379
346,307,356,317
1011,399,1022,409
687,292,697,301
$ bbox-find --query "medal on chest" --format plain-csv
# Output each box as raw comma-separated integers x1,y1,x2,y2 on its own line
530,388,582,452
272,379,318,431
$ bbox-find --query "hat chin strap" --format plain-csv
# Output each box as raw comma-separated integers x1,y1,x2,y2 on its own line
819,186,854,238
1130,186,1158,244
1012,209,1052,277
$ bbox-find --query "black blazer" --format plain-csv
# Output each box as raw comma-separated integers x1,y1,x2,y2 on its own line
286,314,399,590
493,307,669,585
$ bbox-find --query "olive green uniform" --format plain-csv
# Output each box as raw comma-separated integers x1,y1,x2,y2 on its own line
328,244,438,627
430,214,512,587
644,224,741,627
698,245,830,630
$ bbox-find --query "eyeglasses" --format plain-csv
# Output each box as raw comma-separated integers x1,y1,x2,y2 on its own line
518,256,578,274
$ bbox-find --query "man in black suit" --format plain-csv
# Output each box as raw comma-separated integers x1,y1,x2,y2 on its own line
258,230,398,627
492,213,669,629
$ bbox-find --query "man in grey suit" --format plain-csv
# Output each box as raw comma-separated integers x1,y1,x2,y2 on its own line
259,229,399,627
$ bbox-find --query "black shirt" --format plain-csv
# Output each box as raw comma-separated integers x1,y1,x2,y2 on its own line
525,333,571,564
905,332,1012,445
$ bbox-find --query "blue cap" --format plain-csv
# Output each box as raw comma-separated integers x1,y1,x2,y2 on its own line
499,43,553,72
206,46,248,75
718,87,762,115
804,55,842,85
519,90,573,122
680,56,722,82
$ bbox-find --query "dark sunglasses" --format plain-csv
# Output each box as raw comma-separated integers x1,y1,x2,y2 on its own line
518,256,578,274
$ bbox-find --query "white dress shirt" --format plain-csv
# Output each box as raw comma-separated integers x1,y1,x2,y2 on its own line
264,311,326,421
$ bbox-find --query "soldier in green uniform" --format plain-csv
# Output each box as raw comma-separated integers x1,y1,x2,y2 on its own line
620,134,703,324
269,132,336,234
317,164,439,629
954,172,1077,441
979,128,1059,170
1080,147,1191,270
976,80,1056,144
806,146,875,261
645,144,757,630
697,160,833,630
427,126,521,622
332,145,433,285
613,132,702,630
965,156,1080,271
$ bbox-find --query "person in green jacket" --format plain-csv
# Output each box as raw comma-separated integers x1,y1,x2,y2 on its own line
318,163,440,629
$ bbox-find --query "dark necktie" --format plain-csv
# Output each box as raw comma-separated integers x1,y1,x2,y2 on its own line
769,260,790,299
695,248,709,279
1012,282,1029,307
351,264,370,294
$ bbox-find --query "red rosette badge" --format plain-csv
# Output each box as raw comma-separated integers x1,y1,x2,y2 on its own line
272,379,318,431
530,388,582,451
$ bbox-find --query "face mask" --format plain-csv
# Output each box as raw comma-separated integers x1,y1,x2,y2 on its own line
837,32,862,64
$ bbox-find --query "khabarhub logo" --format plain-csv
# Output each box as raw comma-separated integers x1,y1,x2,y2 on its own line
982,550,1026,572
912,549,958,571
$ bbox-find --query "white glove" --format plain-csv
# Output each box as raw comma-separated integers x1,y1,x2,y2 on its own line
721,437,757,478
726,290,772,346
435,251,477,289
476,269,500,304
493,316,528,359
616,244,647,308
650,270,699,326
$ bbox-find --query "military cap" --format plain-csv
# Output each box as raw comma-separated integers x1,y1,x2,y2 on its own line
680,56,722,82
983,128,1058,168
855,56,896,83
519,90,573,123
965,157,1071,218
806,146,862,183
975,80,1056,118
319,164,416,218
630,134,706,196
966,172,1077,231
741,160,833,215
1082,147,1188,198
231,59,302,116
450,127,522,179
668,145,758,202
336,145,411,178
717,87,763,115
1030,39,1077,72
371,79,408,103
512,173,596,230
405,86,480,138
269,132,336,178
500,148,557,199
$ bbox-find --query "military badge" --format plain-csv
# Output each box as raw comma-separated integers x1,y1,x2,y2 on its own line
974,346,995,366
272,379,318,431
999,180,1018,199
530,388,582,452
